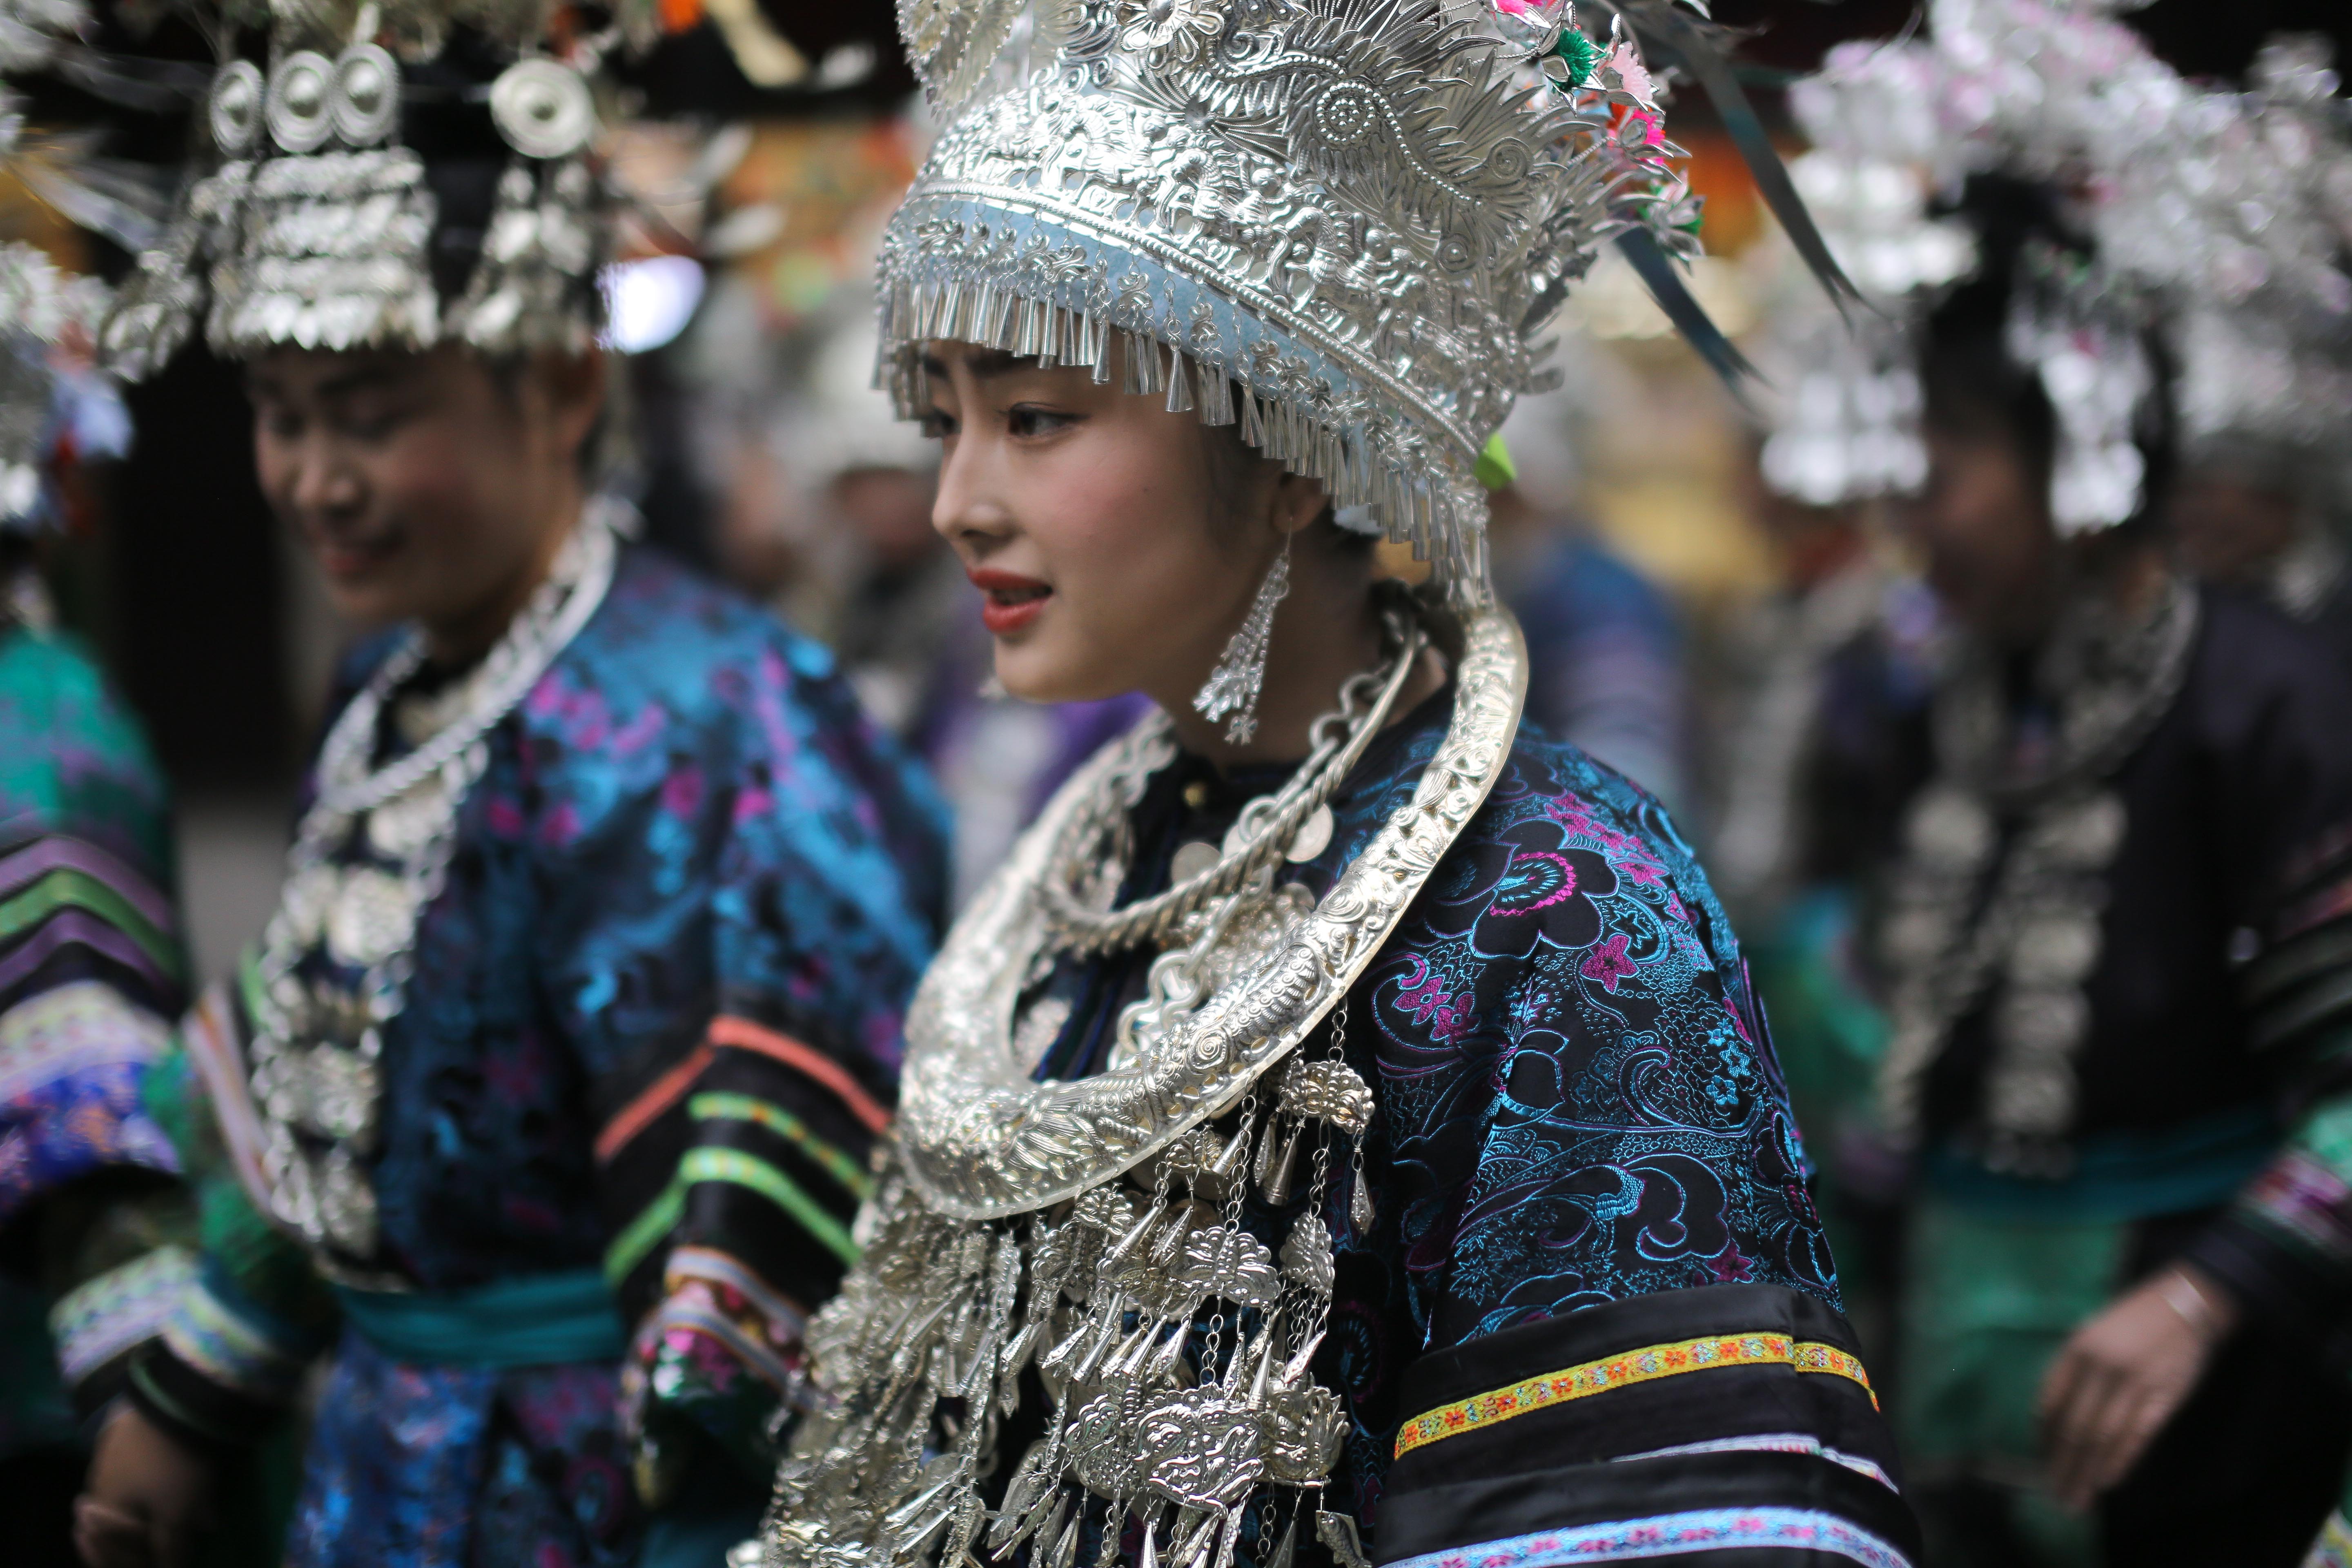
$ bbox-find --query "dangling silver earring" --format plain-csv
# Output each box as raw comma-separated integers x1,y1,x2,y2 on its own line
1193,533,1292,744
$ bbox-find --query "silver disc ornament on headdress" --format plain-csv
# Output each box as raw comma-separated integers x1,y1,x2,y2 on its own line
96,0,618,379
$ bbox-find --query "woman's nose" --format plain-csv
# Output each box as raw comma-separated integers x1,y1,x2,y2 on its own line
289,443,362,515
931,439,1007,545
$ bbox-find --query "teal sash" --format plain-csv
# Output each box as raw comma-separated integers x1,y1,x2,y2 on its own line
336,1269,626,1367
1926,1103,2279,1221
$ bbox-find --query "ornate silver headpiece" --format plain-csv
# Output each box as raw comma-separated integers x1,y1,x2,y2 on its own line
2098,35,2352,500
1785,0,2266,533
0,241,116,532
873,0,1705,600
92,0,624,378
0,87,138,533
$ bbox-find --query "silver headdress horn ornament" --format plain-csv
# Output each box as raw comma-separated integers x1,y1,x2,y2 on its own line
872,0,1768,603
77,0,646,379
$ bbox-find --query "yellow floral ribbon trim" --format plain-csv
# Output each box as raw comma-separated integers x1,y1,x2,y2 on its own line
1394,1332,1878,1459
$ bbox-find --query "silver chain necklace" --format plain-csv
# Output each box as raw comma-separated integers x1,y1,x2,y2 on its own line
1875,574,2199,1172
243,502,620,1276
1035,605,1425,958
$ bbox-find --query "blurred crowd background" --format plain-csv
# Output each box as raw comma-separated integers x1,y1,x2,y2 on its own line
13,0,2352,1348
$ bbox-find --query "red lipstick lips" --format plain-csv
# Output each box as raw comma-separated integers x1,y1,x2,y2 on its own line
968,567,1051,636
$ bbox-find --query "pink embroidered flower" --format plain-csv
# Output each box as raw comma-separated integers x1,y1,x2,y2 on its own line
1579,932,1639,992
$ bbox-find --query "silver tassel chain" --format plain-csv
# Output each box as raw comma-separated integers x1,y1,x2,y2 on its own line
1193,539,1292,745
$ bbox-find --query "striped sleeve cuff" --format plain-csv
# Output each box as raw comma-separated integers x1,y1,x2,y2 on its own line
2182,1116,2352,1331
49,1244,198,1403
0,834,186,1017
597,1015,885,1323
1376,1283,1918,1568
126,1261,329,1449
0,980,180,1224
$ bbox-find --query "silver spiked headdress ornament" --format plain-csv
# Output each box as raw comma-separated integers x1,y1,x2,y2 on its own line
873,0,1713,601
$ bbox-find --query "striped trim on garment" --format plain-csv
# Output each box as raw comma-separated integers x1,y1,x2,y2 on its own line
594,1013,892,1165
643,1294,796,1390
688,1091,873,1199
0,909,176,1000
49,1244,198,1387
664,1243,810,1338
1383,1508,1911,1568
0,979,172,1103
1609,1432,1898,1494
603,1147,860,1285
0,867,183,981
0,835,176,932
1394,1332,1878,1459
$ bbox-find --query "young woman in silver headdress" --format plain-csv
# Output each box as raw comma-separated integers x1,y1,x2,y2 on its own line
755,4,1915,1567
33,7,951,1564
1795,6,2352,1563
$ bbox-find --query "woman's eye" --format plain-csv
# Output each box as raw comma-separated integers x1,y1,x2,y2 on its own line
1007,405,1075,439
919,409,959,439
336,403,406,441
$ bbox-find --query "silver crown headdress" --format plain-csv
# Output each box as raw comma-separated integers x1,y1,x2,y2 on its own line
0,80,142,534
1790,0,2352,534
0,241,118,532
82,0,630,379
872,0,1715,601
1786,0,2195,532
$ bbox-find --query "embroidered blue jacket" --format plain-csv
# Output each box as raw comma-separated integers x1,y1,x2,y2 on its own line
134,546,949,1567
1026,684,1910,1568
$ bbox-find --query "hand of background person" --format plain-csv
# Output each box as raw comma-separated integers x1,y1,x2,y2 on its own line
73,1402,214,1568
2037,1262,2237,1512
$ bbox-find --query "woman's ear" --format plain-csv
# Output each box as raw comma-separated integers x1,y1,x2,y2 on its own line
534,348,607,468
1270,469,1330,536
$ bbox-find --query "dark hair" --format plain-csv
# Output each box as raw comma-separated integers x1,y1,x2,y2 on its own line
1198,390,1367,553
1923,173,2175,532
481,352,615,481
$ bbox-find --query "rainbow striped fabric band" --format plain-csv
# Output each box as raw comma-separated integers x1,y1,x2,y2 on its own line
1383,1507,1911,1568
1394,1332,1878,1459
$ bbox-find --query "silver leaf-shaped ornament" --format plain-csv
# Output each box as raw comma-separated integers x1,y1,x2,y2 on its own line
1278,1218,1334,1296
1263,1384,1345,1485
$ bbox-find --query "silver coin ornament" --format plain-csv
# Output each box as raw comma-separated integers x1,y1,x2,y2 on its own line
210,60,264,155
266,50,336,154
324,866,422,969
490,59,596,160
1171,840,1221,884
1285,802,1334,863
332,42,401,146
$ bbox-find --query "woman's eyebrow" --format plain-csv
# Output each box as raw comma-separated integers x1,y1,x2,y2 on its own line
923,348,1022,381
